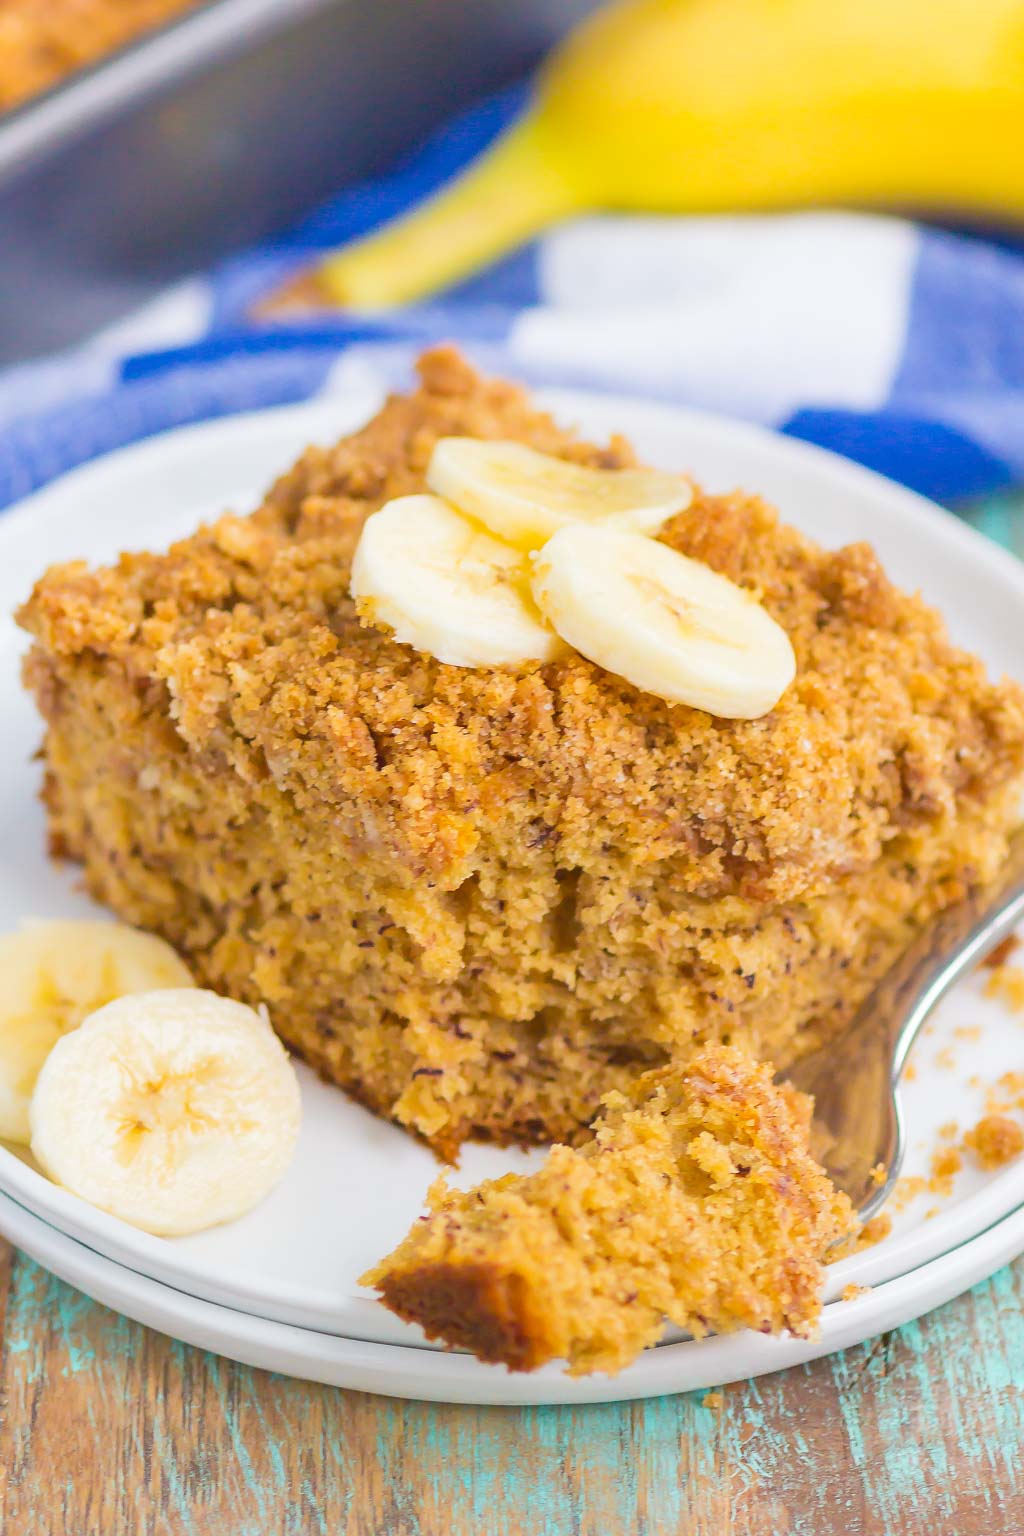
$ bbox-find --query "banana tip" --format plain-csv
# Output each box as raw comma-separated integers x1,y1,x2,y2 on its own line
252,267,343,320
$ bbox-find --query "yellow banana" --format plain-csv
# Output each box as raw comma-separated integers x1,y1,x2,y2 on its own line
272,0,1024,311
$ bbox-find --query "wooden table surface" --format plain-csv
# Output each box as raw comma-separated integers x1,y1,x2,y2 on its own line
3,496,1023,1534
0,1241,1021,1533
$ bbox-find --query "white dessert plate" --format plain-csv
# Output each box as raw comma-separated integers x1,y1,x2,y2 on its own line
2,1179,1024,1405
1,387,1024,1357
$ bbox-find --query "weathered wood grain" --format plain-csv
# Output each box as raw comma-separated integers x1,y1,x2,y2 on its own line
0,1241,1020,1535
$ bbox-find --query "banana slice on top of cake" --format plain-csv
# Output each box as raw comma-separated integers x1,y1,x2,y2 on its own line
362,1047,852,1376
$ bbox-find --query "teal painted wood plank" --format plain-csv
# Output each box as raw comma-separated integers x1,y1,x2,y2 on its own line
963,490,1024,561
3,1248,1024,1533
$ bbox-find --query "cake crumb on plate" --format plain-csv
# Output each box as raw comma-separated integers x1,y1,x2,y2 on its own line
964,1114,1024,1170
928,1145,961,1197
983,934,1020,969
829,1213,893,1261
984,966,1024,1014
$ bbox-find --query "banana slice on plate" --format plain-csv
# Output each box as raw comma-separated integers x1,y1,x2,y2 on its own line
427,438,692,551
350,493,563,667
30,989,301,1237
0,920,194,1144
531,523,796,718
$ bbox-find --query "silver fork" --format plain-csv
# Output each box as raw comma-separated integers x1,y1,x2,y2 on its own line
785,825,1024,1223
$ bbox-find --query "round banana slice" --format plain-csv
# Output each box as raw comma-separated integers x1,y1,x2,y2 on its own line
30,990,301,1237
0,920,194,1145
350,493,563,668
531,523,796,718
427,438,692,551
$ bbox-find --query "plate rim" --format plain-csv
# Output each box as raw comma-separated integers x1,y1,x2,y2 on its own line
4,380,1023,593
3,1047,1024,1342
1,1179,1022,1405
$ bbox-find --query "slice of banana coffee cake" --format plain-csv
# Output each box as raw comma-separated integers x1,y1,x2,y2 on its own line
17,347,1024,1157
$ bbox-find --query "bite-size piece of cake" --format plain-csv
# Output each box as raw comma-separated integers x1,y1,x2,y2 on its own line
362,1047,853,1375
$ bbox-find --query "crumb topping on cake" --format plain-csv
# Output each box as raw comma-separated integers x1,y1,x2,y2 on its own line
21,347,1024,906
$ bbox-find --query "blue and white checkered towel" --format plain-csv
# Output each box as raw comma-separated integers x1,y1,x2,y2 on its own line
3,82,1024,513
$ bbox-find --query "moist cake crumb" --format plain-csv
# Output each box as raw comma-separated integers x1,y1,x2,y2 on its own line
891,1176,928,1212
361,1048,852,1375
985,1071,1024,1114
964,1113,1024,1169
984,966,1024,1015
983,935,1020,969
928,1145,961,1195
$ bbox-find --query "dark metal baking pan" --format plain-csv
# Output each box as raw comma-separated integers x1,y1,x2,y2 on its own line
0,0,597,365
